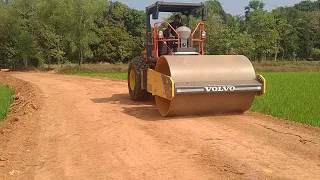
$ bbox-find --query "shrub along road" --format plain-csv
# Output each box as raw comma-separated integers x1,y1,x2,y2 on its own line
0,85,14,120
1,72,320,180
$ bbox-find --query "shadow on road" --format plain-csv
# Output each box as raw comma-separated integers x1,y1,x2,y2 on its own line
121,106,245,121
91,93,244,121
91,93,154,106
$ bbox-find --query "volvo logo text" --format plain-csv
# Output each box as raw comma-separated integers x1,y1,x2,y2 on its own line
204,86,236,92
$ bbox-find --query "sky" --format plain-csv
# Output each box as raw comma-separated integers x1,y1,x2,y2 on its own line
115,0,306,21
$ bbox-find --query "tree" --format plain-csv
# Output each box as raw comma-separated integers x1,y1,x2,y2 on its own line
53,0,109,65
294,0,319,12
92,1,145,63
244,1,279,60
0,0,319,68
0,1,22,69
16,29,38,67
245,0,265,20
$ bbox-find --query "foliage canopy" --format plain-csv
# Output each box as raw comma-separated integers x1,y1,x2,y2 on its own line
0,0,319,69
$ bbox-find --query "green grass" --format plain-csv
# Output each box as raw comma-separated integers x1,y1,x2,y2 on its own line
50,60,320,75
250,72,320,127
63,72,127,80
0,85,14,121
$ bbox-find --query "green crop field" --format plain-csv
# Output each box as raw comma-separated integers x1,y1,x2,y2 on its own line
0,85,14,120
250,72,320,127
62,72,127,80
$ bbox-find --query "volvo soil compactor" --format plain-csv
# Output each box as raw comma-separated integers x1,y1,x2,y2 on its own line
127,1,266,117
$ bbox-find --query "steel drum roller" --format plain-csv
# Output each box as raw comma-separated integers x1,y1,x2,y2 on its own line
153,55,263,117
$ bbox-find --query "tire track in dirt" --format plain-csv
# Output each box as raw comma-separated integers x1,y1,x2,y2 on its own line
1,72,320,180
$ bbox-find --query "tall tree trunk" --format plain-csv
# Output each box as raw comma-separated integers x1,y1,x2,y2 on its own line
24,57,28,68
78,48,82,66
80,48,83,66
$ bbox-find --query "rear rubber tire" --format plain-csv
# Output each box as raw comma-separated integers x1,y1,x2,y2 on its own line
128,56,152,101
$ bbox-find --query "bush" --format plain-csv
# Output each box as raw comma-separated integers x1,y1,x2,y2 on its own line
310,48,320,60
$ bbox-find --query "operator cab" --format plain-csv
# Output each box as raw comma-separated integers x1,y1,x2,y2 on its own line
160,25,194,56
145,1,207,61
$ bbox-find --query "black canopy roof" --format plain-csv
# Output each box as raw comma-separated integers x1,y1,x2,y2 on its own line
147,1,205,15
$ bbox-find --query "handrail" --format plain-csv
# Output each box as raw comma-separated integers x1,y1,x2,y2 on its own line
154,22,181,44
149,22,205,58
190,22,205,55
190,22,204,47
153,22,181,58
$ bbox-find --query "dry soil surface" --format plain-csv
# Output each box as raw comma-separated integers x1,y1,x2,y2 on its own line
0,72,320,180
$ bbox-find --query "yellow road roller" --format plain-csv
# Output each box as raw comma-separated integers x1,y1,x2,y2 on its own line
128,1,266,117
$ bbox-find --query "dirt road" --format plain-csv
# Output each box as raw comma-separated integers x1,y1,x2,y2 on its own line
1,72,320,180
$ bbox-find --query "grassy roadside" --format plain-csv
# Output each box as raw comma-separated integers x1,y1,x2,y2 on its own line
57,63,128,80
0,85,14,121
50,60,320,74
61,72,127,80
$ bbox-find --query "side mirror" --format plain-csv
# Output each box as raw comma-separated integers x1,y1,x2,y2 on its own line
152,3,159,19
202,7,207,21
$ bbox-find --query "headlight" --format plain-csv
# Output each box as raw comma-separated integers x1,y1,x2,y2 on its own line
159,31,164,39
201,31,206,39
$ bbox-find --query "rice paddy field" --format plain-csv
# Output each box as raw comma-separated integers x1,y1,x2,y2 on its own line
250,72,320,127
0,85,14,120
